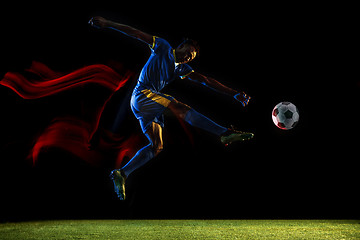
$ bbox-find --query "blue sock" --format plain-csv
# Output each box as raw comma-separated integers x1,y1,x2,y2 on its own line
121,143,154,177
184,108,228,136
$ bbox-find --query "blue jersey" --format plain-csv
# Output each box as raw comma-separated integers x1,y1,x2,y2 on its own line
135,37,193,92
131,36,194,133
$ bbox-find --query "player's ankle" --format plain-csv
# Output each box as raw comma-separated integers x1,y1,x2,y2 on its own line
119,169,127,179
220,130,229,137
220,128,234,137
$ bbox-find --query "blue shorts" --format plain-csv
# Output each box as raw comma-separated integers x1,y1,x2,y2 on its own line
131,88,174,133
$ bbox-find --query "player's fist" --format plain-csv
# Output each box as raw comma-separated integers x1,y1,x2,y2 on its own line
88,16,109,29
234,92,251,107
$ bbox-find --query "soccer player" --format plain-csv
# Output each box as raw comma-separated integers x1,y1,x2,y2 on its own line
89,16,254,200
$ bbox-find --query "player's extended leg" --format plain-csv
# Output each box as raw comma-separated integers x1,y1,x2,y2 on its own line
167,99,254,145
122,122,163,177
167,100,228,135
110,122,163,200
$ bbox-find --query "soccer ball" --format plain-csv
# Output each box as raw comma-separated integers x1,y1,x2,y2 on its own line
272,102,299,130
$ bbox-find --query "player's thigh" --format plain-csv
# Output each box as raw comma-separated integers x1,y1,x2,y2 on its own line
166,99,191,119
145,122,164,154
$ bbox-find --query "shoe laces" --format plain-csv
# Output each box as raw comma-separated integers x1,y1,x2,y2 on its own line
230,125,243,134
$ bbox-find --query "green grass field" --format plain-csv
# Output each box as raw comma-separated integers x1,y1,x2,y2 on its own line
0,219,359,239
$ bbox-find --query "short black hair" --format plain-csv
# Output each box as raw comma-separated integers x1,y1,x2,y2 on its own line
180,38,200,55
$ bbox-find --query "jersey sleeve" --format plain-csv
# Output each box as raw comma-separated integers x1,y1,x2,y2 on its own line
176,64,194,79
149,36,170,53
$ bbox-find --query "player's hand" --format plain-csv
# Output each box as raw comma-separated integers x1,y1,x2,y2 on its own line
234,92,251,107
88,16,109,29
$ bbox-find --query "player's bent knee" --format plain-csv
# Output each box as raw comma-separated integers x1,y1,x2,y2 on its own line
153,146,163,156
150,140,164,156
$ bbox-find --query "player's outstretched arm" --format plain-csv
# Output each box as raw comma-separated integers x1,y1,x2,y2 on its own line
187,72,251,106
88,16,153,45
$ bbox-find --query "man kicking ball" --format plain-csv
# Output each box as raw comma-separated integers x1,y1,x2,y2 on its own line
89,16,254,200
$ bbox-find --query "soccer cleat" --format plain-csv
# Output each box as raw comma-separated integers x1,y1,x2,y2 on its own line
109,169,126,200
220,126,254,146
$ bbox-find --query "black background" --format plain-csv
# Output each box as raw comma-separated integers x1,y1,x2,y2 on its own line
1,2,358,220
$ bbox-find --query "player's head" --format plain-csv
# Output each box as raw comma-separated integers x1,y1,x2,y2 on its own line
175,38,200,64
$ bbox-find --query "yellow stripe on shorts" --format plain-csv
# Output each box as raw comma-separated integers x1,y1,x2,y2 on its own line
141,89,172,107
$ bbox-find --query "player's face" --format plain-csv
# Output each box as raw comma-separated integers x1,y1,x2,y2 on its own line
176,45,197,64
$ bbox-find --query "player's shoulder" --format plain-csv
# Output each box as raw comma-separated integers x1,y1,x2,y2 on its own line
154,37,170,45
151,36,172,51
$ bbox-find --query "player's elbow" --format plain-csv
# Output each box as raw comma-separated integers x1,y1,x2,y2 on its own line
200,81,208,87
193,74,209,86
199,76,210,87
